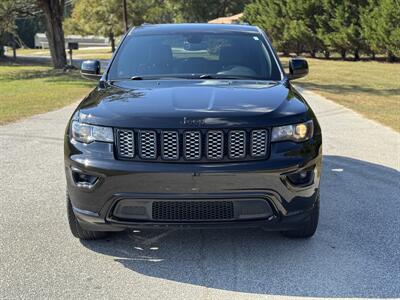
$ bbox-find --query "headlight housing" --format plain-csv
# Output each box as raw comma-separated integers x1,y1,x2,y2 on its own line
71,121,114,143
271,120,314,142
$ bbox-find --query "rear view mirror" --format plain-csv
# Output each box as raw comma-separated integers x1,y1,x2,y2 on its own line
288,58,308,80
81,60,101,80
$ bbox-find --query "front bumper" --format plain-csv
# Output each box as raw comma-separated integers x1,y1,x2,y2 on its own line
65,135,322,231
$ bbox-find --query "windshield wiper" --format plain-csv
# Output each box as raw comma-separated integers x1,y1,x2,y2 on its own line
130,75,144,80
198,74,218,79
198,74,267,80
130,75,193,80
129,74,272,81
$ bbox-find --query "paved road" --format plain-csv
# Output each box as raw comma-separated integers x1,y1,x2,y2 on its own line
1,89,399,299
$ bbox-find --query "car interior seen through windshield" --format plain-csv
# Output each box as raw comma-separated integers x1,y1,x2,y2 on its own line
108,32,282,81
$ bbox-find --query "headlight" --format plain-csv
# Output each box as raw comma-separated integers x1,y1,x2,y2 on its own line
71,121,114,143
271,120,314,142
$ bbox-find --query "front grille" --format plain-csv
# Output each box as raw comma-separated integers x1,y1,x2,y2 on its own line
117,129,134,158
161,131,179,160
152,201,234,221
184,131,202,160
229,130,246,159
251,129,268,157
116,128,269,162
139,130,157,159
206,131,224,160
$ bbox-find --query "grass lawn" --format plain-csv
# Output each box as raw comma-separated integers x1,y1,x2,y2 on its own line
15,47,113,60
280,57,400,131
0,60,95,124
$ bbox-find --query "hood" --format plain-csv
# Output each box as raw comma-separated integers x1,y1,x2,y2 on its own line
77,80,312,128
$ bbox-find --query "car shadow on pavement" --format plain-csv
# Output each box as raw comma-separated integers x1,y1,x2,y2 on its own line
81,155,400,298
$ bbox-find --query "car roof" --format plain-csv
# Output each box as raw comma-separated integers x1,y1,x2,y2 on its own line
130,23,260,35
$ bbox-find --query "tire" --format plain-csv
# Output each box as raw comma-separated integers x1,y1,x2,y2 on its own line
281,195,320,239
67,194,108,240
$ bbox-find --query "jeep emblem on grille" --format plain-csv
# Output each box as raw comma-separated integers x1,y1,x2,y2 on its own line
181,117,205,126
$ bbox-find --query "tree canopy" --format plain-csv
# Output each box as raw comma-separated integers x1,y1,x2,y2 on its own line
361,0,400,61
3,0,399,62
0,0,38,56
175,0,251,22
63,0,249,51
64,0,125,51
243,0,399,61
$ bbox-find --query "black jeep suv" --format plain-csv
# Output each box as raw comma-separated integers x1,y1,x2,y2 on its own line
65,24,322,240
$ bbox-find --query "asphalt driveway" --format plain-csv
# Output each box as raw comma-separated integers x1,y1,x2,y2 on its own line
0,89,399,299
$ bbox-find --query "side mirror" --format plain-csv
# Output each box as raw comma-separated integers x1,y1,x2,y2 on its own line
81,60,101,80
288,58,308,80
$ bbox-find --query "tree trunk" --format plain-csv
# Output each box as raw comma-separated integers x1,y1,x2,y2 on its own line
324,50,330,59
0,41,4,58
296,43,303,57
387,50,395,63
110,32,115,52
310,49,316,58
37,0,67,69
122,0,128,32
12,37,17,59
371,51,375,60
354,49,360,61
340,49,346,60
216,0,229,18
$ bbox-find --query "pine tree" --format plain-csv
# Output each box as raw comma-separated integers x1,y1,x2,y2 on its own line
361,0,400,62
360,0,380,59
318,0,369,60
245,0,325,56
284,0,325,56
243,0,289,54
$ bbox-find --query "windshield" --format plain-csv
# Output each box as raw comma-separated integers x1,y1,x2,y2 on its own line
108,31,282,81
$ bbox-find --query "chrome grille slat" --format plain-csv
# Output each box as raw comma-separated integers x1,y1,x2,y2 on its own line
161,131,179,160
251,129,268,157
139,130,157,159
116,128,269,161
229,130,246,159
206,130,224,160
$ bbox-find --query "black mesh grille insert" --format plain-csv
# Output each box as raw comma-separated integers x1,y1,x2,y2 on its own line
152,201,234,221
206,130,224,160
117,129,134,158
116,128,270,162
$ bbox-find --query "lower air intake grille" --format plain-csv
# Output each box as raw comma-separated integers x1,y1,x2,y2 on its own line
152,201,234,221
